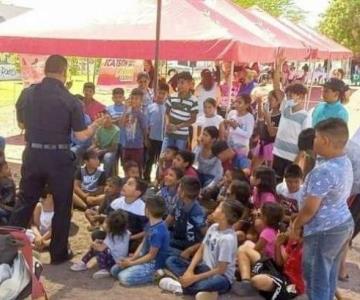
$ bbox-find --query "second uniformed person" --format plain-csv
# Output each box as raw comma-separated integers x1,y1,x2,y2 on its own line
10,55,103,264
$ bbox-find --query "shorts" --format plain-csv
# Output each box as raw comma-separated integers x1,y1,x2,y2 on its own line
252,142,274,161
252,259,299,300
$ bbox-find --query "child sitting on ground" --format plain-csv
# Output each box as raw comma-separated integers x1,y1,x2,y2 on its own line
159,200,245,299
165,176,207,257
276,164,303,215
85,176,123,231
226,179,252,208
71,210,130,279
30,186,54,251
217,168,249,202
110,177,148,251
73,150,106,210
0,160,16,225
251,166,277,209
157,167,184,215
111,195,169,286
250,226,305,299
172,150,199,180
157,146,178,185
235,202,284,296
123,160,141,178
211,140,251,175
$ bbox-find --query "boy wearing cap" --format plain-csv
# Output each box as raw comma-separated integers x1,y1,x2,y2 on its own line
162,71,198,151
312,78,349,127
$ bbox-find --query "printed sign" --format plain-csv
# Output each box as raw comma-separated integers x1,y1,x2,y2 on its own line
0,64,21,81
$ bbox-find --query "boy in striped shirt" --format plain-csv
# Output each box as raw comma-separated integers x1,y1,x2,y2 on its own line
162,71,198,151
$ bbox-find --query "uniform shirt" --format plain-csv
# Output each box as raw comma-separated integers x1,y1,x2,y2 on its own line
84,98,105,121
110,196,147,235
142,221,170,270
170,199,206,250
95,125,120,150
301,154,353,236
147,102,165,141
226,110,255,150
16,78,86,144
273,102,310,161
312,100,348,127
202,223,237,283
166,93,198,140
75,166,106,193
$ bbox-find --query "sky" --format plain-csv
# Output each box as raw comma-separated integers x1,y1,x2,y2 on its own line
5,0,330,27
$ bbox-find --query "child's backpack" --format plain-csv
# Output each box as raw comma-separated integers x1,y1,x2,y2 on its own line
0,226,47,300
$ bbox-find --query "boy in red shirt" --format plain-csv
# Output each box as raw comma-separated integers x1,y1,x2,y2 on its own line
250,228,304,299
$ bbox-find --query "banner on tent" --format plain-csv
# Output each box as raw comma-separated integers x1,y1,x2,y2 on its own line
97,59,143,86
0,64,21,81
19,54,47,86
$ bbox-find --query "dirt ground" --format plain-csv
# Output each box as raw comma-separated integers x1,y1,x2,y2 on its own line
3,88,360,300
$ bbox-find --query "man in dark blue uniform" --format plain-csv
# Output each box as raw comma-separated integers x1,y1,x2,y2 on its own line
10,55,103,264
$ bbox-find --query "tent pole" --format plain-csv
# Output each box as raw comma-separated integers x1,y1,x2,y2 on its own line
86,58,90,82
153,0,162,96
306,58,315,110
228,61,235,113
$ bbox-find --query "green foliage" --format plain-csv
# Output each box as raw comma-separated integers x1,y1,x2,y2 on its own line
319,0,360,55
233,0,304,21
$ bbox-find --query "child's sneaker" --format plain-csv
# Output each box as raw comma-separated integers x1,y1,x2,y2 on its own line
70,261,87,272
92,269,111,279
195,291,218,300
159,277,183,294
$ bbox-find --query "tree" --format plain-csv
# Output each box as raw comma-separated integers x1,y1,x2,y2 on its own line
319,0,360,55
233,0,305,21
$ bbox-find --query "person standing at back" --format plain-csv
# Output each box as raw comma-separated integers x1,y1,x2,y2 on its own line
82,82,105,121
10,55,103,264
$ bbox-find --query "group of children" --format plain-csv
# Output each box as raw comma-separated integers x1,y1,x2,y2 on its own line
0,55,356,300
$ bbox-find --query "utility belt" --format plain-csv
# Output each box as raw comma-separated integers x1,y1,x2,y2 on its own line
27,143,70,150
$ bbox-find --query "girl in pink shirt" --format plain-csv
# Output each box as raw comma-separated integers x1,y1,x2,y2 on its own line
251,166,277,209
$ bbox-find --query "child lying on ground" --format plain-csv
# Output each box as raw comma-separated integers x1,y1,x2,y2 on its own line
71,210,130,279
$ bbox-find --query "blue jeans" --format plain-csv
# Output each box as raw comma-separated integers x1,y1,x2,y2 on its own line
161,135,188,152
165,256,231,295
110,261,156,286
0,136,5,151
102,152,116,178
303,218,354,300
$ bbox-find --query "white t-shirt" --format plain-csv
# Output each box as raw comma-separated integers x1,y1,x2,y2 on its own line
273,103,311,161
276,181,303,210
104,231,131,261
110,196,145,216
197,114,224,130
195,83,221,117
226,110,255,150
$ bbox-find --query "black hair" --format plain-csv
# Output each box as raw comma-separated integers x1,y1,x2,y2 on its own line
112,87,124,96
137,71,150,81
284,164,303,180
106,210,128,238
315,118,349,148
83,82,95,91
158,82,170,93
204,97,217,108
229,180,252,208
130,87,144,98
167,167,185,180
177,71,193,82
133,177,148,197
166,145,179,153
298,128,315,151
211,140,229,157
40,185,53,199
176,150,195,167
180,176,201,200
123,160,140,173
221,200,246,225
203,126,219,140
285,83,308,96
236,94,253,114
254,166,277,196
0,160,7,173
74,94,84,101
145,195,166,219
261,202,284,230
167,68,177,76
231,168,249,183
106,176,124,189
44,55,67,74
83,149,98,161
268,89,285,104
